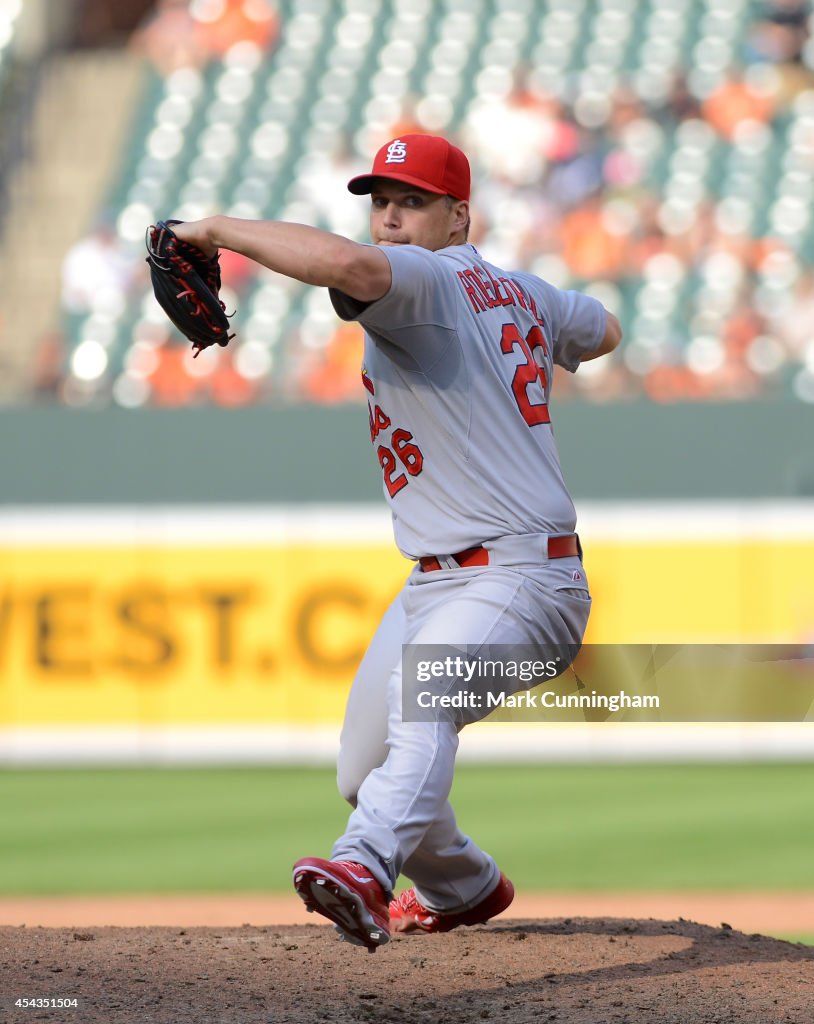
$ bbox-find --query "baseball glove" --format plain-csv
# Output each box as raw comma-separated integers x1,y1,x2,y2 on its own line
145,219,234,357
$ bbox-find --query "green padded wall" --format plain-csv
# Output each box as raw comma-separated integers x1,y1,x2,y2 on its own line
1,401,812,503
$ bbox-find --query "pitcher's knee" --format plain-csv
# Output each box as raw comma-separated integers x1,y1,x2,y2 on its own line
336,765,360,807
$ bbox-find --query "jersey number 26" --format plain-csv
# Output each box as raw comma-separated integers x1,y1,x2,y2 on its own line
377,429,424,498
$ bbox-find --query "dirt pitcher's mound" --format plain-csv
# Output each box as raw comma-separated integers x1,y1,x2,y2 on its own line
2,918,813,1024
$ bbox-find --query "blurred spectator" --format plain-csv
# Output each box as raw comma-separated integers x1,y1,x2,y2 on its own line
606,86,647,137
131,0,208,73
559,194,630,281
71,0,155,47
298,321,364,403
61,220,140,318
768,270,814,362
702,68,775,139
544,127,605,210
626,196,670,271
218,248,256,293
132,0,278,74
464,69,578,187
745,1,814,106
387,97,429,141
746,1,809,65
722,304,766,365
661,73,703,124
209,349,259,405
192,0,279,56
292,136,369,237
145,340,205,405
30,331,67,400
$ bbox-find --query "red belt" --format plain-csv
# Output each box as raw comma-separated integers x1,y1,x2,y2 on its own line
419,534,580,573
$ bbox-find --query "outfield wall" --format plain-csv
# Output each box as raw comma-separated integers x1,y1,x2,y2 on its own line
1,502,812,763
1,401,813,503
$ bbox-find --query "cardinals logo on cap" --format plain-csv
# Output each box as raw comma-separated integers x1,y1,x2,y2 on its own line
385,139,407,164
346,134,471,202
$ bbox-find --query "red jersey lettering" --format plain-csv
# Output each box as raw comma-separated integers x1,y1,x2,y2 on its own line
369,402,392,442
457,270,488,313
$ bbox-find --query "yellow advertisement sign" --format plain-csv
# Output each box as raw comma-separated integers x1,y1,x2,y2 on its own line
0,545,407,726
584,539,814,644
1,536,812,727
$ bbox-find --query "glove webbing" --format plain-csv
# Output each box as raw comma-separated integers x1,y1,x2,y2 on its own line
166,247,233,357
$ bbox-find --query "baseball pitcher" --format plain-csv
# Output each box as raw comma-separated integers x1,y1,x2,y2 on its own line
169,134,621,952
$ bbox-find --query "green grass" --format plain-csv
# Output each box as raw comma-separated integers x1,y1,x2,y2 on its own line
456,762,814,892
0,763,813,895
777,934,814,946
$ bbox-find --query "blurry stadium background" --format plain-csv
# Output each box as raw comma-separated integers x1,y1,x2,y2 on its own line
0,0,813,937
4,0,814,407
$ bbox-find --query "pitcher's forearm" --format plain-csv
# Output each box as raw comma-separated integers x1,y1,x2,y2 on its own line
201,216,391,300
209,217,341,283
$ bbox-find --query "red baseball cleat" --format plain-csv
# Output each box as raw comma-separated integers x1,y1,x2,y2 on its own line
292,857,390,952
389,872,514,934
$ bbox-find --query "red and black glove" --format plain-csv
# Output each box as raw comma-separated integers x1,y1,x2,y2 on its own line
145,219,234,357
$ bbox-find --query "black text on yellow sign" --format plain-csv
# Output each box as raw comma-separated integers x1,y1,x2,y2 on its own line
0,546,409,725
0,582,394,677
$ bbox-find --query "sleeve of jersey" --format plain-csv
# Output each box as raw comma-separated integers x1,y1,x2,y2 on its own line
328,245,456,343
550,288,607,373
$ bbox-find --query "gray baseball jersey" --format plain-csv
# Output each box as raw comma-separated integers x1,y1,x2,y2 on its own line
330,242,605,559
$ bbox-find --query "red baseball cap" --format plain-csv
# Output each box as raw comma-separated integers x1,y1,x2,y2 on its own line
347,134,471,202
